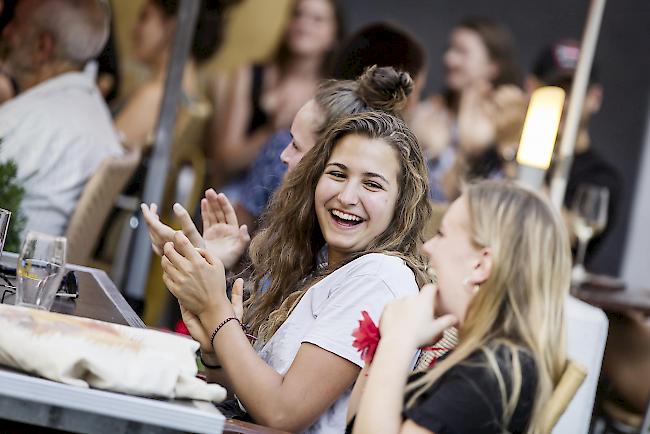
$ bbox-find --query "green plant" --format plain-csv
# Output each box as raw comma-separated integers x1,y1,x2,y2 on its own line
0,140,26,252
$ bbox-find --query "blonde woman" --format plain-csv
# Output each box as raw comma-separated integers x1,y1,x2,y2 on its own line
161,111,431,433
349,180,571,434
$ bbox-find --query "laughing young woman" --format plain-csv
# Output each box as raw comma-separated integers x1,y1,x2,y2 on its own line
160,111,431,433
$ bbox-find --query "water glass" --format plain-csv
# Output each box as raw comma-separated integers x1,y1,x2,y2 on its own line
16,231,67,310
0,208,10,255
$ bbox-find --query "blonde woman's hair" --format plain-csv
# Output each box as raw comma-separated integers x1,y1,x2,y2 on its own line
245,111,431,342
406,180,571,433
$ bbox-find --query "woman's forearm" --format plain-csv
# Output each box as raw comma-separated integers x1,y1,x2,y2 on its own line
202,351,235,393
353,336,415,434
201,310,306,431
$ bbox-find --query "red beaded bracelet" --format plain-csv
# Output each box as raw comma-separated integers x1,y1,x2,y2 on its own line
210,317,242,348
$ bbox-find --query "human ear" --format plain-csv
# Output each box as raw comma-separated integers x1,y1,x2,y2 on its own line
470,247,492,285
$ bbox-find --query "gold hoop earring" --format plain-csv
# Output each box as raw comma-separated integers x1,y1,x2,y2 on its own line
473,284,480,294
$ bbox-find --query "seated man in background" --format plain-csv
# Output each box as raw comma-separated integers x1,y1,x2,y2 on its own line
0,0,122,238
528,39,622,261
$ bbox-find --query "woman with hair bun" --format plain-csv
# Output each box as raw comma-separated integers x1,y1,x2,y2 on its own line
159,110,431,433
235,64,415,231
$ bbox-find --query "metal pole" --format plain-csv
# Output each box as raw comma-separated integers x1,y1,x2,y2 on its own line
549,0,607,209
124,0,200,301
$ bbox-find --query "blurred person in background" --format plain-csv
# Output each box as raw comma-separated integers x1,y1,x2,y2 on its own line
233,22,427,231
0,0,122,237
412,17,525,202
528,39,621,261
115,0,239,149
0,0,16,103
329,22,427,120
95,28,120,104
210,0,343,201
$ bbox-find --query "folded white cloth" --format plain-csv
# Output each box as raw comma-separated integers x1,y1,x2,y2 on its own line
0,304,226,402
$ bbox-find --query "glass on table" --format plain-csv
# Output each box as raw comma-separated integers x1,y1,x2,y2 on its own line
0,208,11,255
570,184,609,285
0,209,14,300
15,231,67,310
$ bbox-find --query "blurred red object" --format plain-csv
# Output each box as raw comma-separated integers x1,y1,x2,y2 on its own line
175,319,190,335
352,311,380,364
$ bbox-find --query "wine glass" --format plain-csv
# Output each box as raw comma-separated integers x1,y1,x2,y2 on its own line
15,231,67,310
570,184,609,284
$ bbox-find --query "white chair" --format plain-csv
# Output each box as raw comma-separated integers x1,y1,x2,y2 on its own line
553,295,609,434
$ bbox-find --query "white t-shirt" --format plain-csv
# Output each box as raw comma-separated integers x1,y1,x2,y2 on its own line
0,71,122,238
256,253,420,434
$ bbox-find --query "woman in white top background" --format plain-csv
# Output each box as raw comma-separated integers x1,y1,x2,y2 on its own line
160,110,431,433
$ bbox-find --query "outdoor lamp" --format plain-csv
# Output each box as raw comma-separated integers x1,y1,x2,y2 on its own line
516,86,566,188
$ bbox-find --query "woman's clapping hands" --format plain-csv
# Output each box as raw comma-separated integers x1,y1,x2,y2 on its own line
141,189,250,269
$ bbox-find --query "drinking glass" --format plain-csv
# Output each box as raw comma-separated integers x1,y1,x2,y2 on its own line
0,208,10,255
570,184,609,284
15,231,67,310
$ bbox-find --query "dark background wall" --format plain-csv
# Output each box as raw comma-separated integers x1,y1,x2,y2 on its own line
341,0,650,275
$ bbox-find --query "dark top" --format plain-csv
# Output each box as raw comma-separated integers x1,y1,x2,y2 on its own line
248,64,269,134
347,346,537,434
563,148,622,261
238,129,291,218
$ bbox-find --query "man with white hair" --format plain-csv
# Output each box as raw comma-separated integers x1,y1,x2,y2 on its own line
0,0,122,238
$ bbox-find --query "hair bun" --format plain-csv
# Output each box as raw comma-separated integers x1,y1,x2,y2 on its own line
357,65,414,114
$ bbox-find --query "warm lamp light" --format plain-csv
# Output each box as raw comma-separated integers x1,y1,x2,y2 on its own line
516,86,566,170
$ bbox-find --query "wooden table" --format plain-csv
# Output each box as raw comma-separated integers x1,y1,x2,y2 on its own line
573,283,650,316
0,253,225,434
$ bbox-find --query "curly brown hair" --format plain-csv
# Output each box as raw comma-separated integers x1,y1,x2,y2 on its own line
244,111,431,341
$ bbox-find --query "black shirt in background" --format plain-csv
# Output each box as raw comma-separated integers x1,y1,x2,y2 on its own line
347,345,538,434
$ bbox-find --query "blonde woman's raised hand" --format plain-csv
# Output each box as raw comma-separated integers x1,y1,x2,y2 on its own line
161,231,232,319
379,284,457,349
140,202,204,256
202,189,251,269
